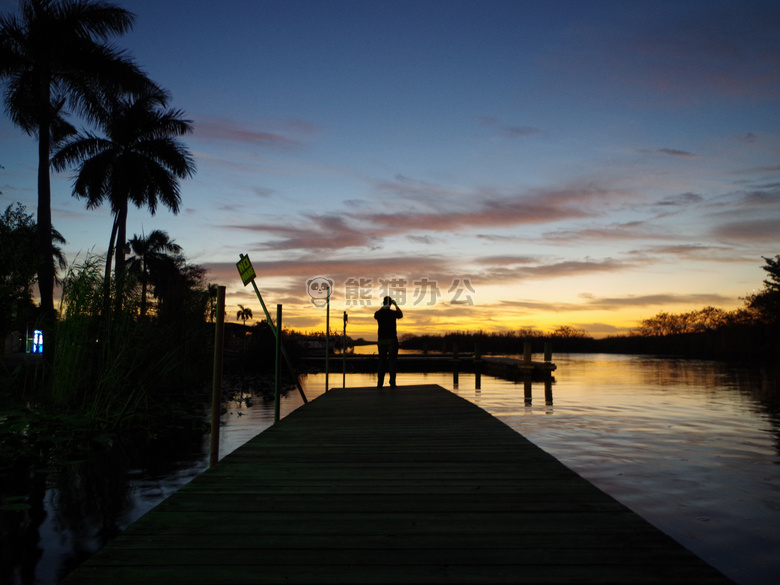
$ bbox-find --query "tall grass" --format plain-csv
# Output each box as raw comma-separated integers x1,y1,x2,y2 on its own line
51,255,211,429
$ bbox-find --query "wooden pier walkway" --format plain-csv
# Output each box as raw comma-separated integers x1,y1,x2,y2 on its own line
64,385,733,584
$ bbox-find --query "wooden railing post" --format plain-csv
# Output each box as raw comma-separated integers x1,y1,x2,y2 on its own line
474,342,482,390
275,304,282,424
210,285,225,467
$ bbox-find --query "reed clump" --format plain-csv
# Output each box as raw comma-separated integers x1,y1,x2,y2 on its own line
48,255,211,430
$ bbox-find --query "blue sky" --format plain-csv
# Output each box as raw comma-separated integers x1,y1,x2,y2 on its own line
1,0,779,340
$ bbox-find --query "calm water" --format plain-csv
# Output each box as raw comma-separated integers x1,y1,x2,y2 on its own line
2,353,778,584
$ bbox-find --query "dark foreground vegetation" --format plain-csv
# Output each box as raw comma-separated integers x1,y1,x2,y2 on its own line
0,0,209,477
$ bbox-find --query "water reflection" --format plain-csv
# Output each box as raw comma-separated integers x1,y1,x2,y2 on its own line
1,355,778,585
0,428,206,584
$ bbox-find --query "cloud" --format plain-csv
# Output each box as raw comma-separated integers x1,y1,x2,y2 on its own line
582,293,736,310
655,192,703,206
656,148,696,158
497,291,735,312
206,254,457,285
355,182,627,234
741,189,780,206
628,244,739,262
193,116,301,147
466,257,638,285
476,116,542,138
372,174,465,204
219,179,636,254
406,234,441,245
514,258,633,280
711,218,780,242
503,125,543,138
252,187,275,198
542,220,659,242
227,214,378,251
735,132,758,144
479,255,538,266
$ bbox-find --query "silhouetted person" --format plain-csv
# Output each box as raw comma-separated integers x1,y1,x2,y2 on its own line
374,296,403,387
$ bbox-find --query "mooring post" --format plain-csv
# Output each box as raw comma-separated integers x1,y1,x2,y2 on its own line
274,304,282,424
210,285,226,467
452,341,460,387
523,342,532,364
544,342,552,363
524,372,533,405
474,342,482,390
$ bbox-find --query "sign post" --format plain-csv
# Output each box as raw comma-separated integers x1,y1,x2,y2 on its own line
236,254,307,404
342,311,348,389
325,286,330,392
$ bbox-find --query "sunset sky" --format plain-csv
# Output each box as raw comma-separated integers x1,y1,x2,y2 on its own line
1,0,779,340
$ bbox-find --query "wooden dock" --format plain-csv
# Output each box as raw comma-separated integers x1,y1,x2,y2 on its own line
304,354,557,381
64,385,733,584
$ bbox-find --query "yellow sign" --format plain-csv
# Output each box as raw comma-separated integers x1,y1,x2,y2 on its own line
236,254,256,286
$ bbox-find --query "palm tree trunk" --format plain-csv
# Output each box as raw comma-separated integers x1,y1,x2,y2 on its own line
37,129,54,319
103,216,119,318
113,202,129,314
36,80,56,368
140,257,148,318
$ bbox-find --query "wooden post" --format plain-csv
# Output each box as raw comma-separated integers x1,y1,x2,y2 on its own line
474,342,481,390
452,341,460,387
342,311,348,389
325,287,330,392
523,342,532,364
274,304,281,424
544,342,552,363
524,371,533,406
210,285,225,467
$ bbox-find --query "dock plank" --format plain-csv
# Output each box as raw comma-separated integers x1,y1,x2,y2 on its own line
64,385,733,584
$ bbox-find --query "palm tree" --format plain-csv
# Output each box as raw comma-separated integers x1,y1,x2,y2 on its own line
51,86,195,312
236,305,253,325
126,229,182,318
0,0,156,325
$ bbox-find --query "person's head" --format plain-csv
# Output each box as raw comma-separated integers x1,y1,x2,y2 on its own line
383,296,393,307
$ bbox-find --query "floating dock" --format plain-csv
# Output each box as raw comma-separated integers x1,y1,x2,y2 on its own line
64,385,732,584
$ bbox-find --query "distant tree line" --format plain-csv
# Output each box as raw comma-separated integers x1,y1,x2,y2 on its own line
400,255,780,361
399,327,595,355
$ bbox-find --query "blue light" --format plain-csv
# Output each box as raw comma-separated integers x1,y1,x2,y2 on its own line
32,329,43,353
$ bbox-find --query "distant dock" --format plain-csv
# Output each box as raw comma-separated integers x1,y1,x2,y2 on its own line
304,352,557,381
64,385,732,584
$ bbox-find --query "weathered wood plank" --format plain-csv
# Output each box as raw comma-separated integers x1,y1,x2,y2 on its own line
63,385,733,584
